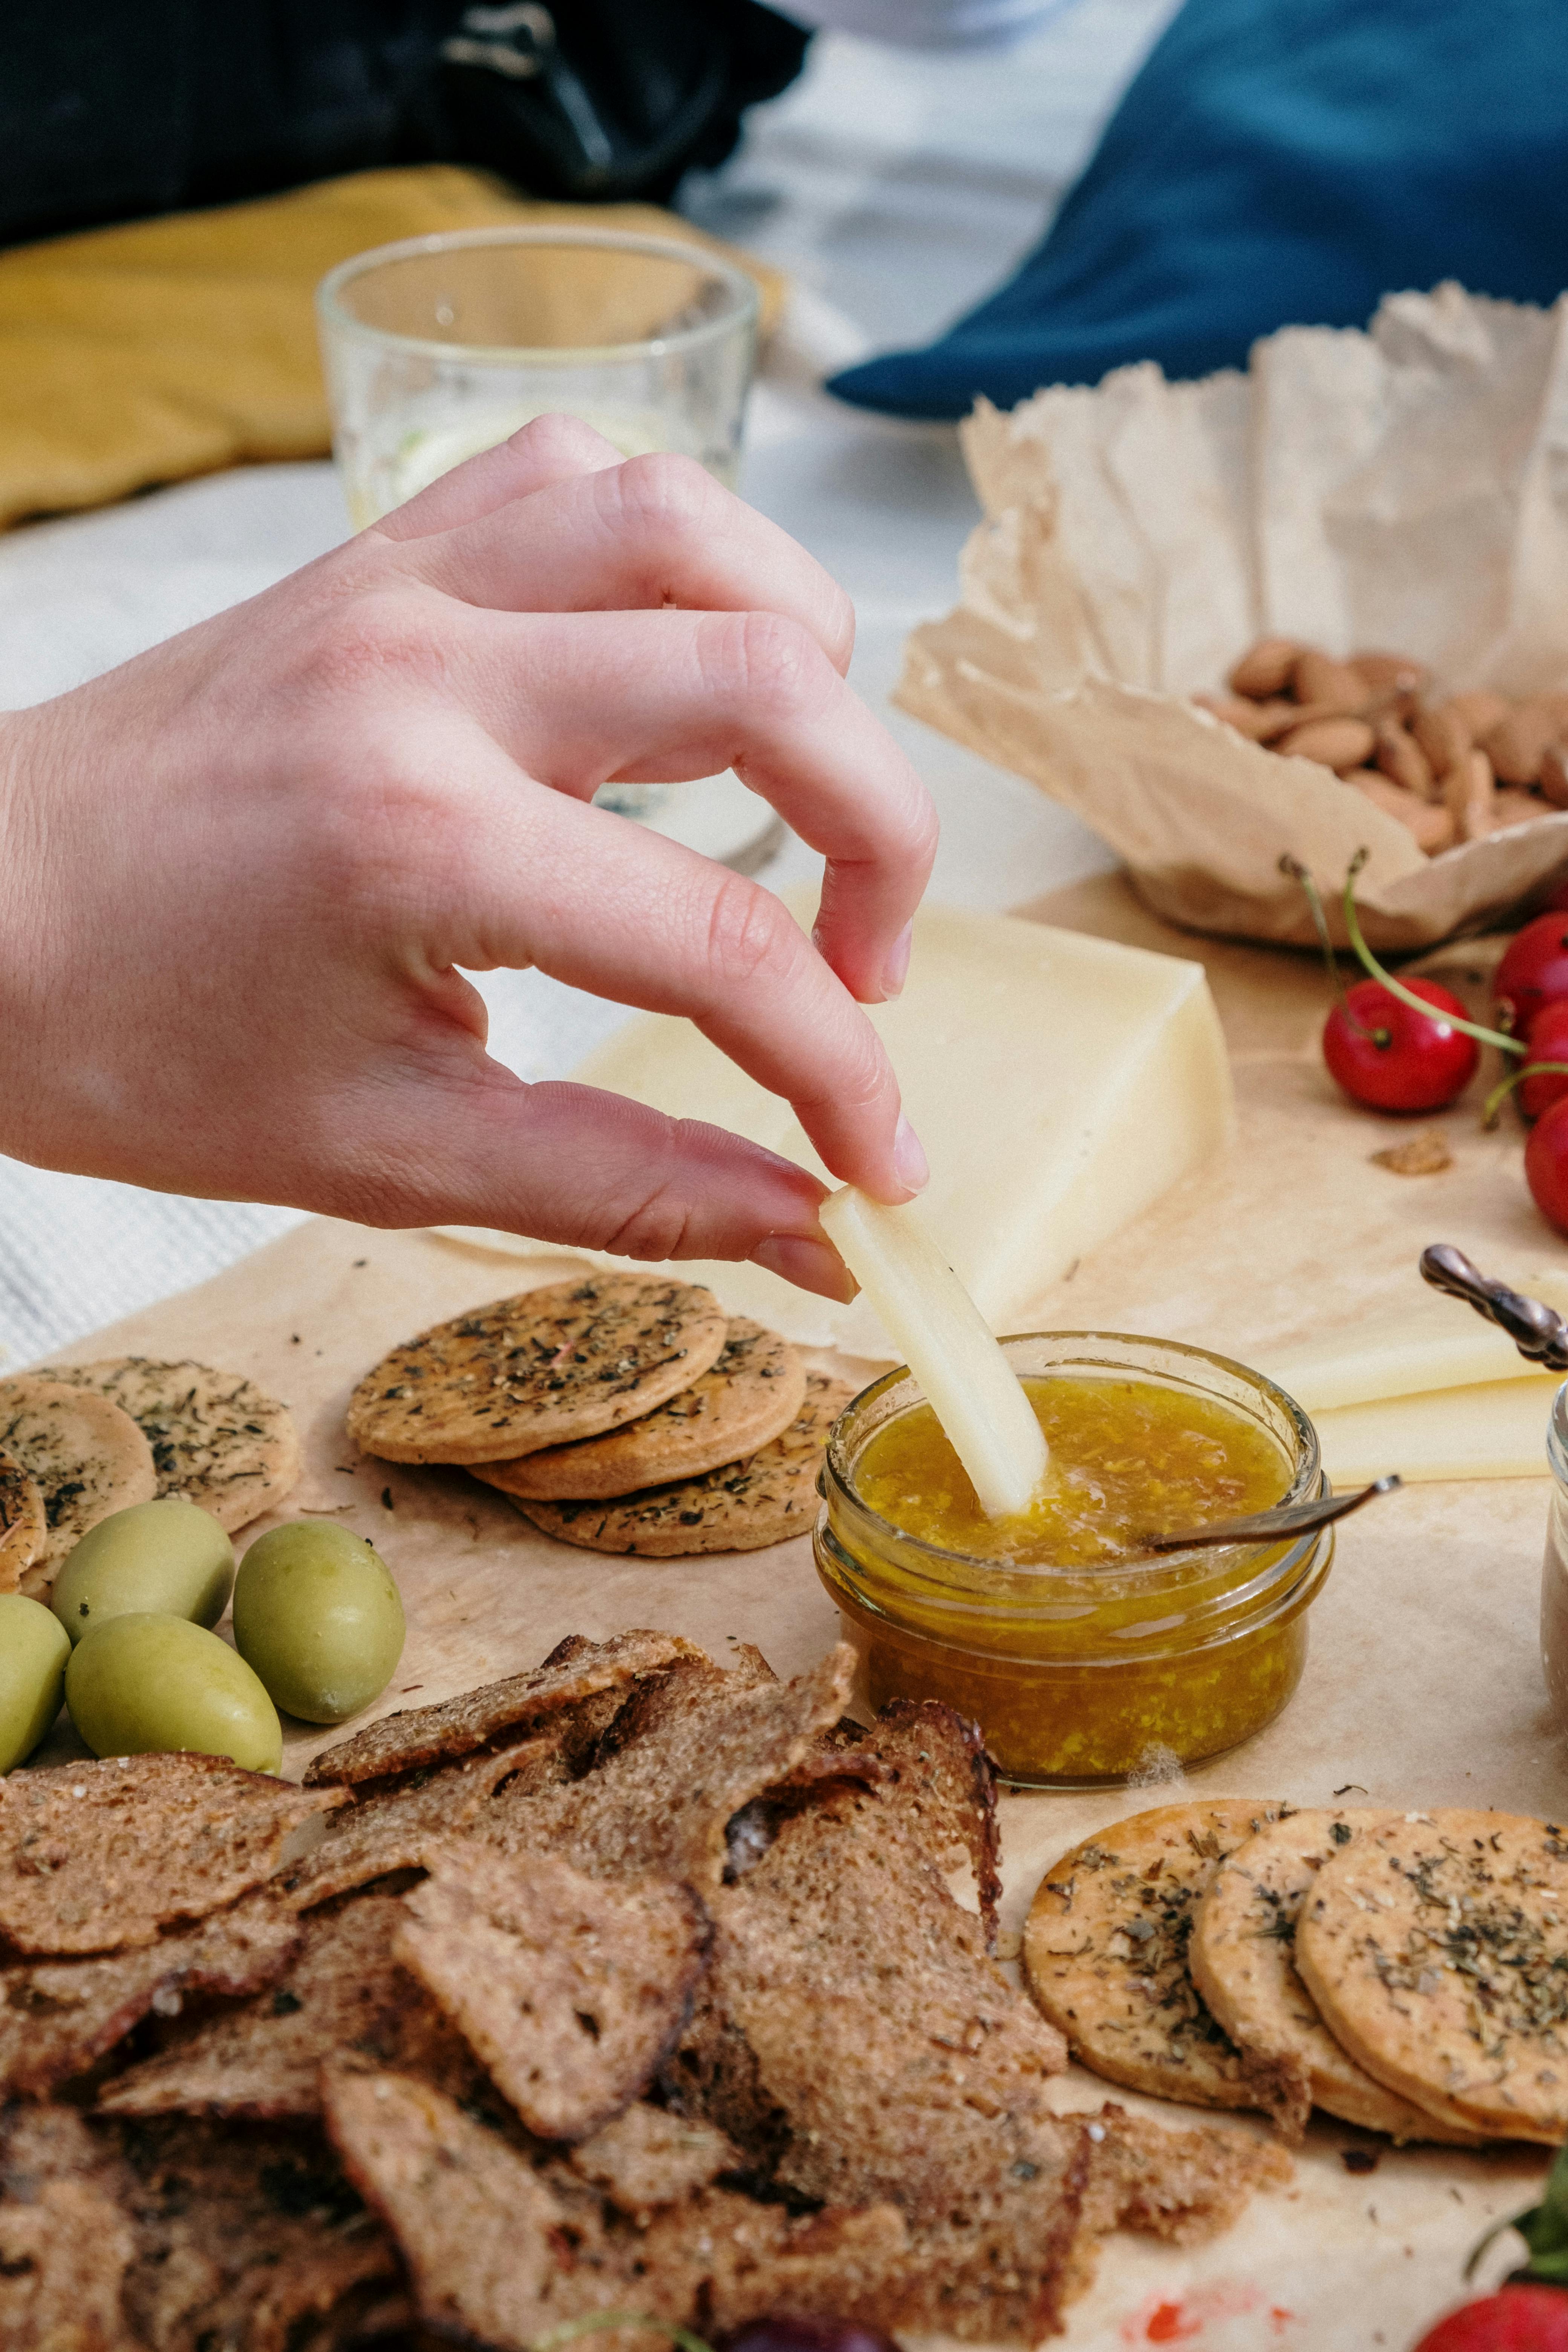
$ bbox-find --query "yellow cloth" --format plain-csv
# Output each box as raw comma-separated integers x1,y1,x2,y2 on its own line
0,165,784,531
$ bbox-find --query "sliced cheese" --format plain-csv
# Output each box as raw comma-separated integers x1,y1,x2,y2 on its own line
1261,1272,1568,1414
444,896,1234,1355
818,1187,1048,1517
1311,1375,1560,1487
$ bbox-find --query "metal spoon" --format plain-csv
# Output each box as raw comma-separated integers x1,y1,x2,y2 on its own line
1136,1473,1402,1555
1419,1242,1568,1370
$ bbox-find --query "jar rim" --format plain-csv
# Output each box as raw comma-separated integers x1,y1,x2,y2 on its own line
1548,1377,1568,1484
821,1328,1321,1597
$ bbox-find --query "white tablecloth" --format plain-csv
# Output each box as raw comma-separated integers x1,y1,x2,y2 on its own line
0,0,1176,1366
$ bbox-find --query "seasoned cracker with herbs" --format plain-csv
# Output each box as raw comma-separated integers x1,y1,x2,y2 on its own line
0,1449,44,1594
0,1375,155,1592
42,1357,300,1531
1295,1809,1568,2143
1024,1802,1304,2126
346,1277,729,1465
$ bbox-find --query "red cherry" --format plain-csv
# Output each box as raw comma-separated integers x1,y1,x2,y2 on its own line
1495,915,1568,1042
1410,2283,1568,2351
1322,978,1479,1112
1518,1001,1568,1119
1527,1095,1568,1232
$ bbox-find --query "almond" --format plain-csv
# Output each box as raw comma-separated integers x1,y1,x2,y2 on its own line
1344,771,1456,855
1446,746,1496,842
1352,651,1430,701
1445,690,1513,740
1410,703,1470,778
1539,744,1568,808
1191,692,1294,742
1227,637,1301,699
1291,649,1369,709
1372,718,1435,799
1278,716,1375,769
1482,697,1568,786
1493,786,1548,831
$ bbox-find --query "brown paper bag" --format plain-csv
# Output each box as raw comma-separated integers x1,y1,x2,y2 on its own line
898,284,1568,949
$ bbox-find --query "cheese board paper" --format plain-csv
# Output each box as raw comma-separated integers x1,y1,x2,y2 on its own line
26,872,1565,2348
897,285,1568,951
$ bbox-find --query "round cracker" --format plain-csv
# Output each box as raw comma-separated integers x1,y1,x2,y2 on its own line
1295,1810,1568,2144
1190,1808,1485,2145
512,1372,854,1556
347,1277,729,1466
1023,1801,1300,2121
43,1358,300,1532
0,1453,45,1596
0,1378,156,1595
472,1318,806,1501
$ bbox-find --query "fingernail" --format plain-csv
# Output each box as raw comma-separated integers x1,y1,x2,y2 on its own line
893,1114,929,1194
751,1234,859,1304
881,922,913,998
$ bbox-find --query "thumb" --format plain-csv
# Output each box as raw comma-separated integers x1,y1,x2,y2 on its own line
342,1069,856,1303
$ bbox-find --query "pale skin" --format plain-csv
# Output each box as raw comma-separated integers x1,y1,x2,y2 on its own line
0,415,937,1303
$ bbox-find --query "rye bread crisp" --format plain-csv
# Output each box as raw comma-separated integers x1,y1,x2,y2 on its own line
347,1276,729,1465
473,1319,807,1502
476,1645,856,1896
1294,1810,1568,2143
1189,1808,1485,2145
1071,2101,1292,2261
106,2115,405,2352
283,1747,530,1909
302,1625,701,1786
0,1889,302,2099
569,2102,742,2216
665,1791,1086,2343
396,1846,710,2141
0,2177,135,2352
0,1376,157,1594
0,1753,345,1957
514,1370,853,1556
0,1450,44,1595
1024,1803,1305,2129
97,1891,482,2122
325,2068,909,2352
43,1357,301,1532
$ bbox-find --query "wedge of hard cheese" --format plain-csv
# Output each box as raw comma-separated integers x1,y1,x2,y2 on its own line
447,899,1234,1354
1260,1274,1568,1414
1310,1376,1558,1487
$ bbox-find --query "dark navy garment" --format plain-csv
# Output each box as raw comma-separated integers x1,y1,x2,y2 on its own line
828,0,1568,418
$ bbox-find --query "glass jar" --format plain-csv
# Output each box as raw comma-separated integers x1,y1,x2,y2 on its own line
813,1332,1332,1788
1541,1382,1568,1718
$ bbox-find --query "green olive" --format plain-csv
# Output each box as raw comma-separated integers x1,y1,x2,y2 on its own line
66,1613,282,1772
0,1594,70,1773
233,1521,405,1726
52,1499,235,1646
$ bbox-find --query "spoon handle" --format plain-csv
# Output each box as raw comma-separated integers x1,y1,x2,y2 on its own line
1139,1473,1402,1554
1419,1244,1568,1372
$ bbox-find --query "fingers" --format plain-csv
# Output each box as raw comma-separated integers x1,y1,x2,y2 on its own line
394,714,920,1200
398,453,855,677
433,605,937,1006
339,1058,857,1301
372,412,625,544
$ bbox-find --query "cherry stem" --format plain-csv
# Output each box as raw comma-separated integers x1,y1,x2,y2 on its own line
1482,1063,1568,1128
1338,850,1526,1059
1278,854,1389,1045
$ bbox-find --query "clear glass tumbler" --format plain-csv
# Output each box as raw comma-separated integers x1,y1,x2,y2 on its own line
316,225,775,871
315,224,760,527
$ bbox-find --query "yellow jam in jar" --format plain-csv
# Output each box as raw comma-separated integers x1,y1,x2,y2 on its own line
813,1335,1330,1788
852,1377,1286,1567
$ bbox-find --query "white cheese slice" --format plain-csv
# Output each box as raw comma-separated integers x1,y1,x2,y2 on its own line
1311,1375,1560,1487
1260,1272,1568,1414
818,1187,1048,1517
443,896,1234,1355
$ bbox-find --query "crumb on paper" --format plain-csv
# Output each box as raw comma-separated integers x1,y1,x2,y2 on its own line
1370,1129,1452,1176
1126,1744,1187,1790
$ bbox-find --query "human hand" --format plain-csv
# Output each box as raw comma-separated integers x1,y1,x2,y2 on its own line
0,416,937,1300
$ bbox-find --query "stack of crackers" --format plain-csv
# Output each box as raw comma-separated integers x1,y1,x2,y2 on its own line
0,1630,1288,2350
0,1357,299,1600
1028,1800,1568,2148
348,1276,852,1557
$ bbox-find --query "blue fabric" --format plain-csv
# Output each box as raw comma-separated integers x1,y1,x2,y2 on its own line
828,0,1568,419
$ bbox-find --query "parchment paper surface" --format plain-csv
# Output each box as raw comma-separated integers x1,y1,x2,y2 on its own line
26,873,1568,2347
899,286,1568,949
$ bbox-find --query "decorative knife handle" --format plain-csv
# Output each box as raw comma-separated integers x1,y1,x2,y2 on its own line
1419,1243,1568,1371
